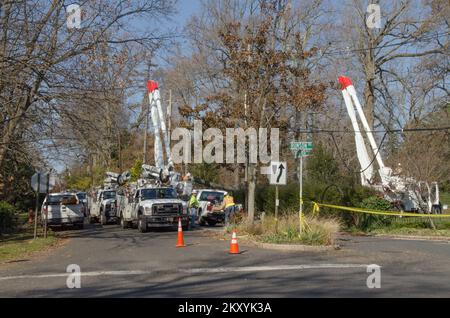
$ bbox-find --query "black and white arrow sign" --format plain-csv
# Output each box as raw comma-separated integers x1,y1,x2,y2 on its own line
270,161,287,185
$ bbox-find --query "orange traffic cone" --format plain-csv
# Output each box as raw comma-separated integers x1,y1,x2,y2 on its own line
229,230,240,254
176,217,186,248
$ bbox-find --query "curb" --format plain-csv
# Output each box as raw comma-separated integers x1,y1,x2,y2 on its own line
373,234,450,242
201,228,338,251
252,241,337,252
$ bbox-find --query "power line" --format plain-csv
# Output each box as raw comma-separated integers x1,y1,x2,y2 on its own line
329,131,388,175
320,31,449,57
296,126,450,134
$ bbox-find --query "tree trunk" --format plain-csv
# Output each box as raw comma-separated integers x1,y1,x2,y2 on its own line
247,163,256,223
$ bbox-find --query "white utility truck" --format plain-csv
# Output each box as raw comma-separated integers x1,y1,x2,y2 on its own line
118,184,188,232
41,192,85,229
196,189,227,226
88,188,118,225
338,76,441,213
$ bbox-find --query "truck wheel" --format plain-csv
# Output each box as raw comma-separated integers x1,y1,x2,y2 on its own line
199,218,206,226
100,214,107,225
207,220,217,227
138,217,147,233
120,217,128,229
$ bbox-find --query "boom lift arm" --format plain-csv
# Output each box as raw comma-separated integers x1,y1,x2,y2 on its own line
338,76,440,213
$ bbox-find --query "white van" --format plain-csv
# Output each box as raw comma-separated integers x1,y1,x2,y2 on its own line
41,193,85,229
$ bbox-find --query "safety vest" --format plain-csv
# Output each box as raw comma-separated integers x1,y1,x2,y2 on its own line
224,195,235,208
189,195,199,208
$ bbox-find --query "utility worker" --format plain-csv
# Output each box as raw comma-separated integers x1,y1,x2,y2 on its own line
188,190,199,229
223,192,235,226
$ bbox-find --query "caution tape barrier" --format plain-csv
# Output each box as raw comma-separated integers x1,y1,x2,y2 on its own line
311,202,450,218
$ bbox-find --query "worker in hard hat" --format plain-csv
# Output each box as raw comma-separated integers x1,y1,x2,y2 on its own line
188,190,199,229
222,192,236,226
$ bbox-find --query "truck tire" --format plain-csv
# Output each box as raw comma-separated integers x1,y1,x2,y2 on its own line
207,220,217,227
120,217,128,229
138,217,147,233
100,214,107,225
199,218,206,226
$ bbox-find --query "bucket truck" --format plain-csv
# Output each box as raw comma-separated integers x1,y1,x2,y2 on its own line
87,172,127,224
115,80,191,231
338,76,441,213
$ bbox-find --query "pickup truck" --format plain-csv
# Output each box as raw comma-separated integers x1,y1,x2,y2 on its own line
196,189,227,226
88,189,118,225
41,193,85,229
118,186,189,232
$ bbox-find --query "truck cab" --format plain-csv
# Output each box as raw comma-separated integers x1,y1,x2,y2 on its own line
88,189,118,225
119,186,189,232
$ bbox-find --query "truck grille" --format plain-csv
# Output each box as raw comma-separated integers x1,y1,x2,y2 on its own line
153,204,182,215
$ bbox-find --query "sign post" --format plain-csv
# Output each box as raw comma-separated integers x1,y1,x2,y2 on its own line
299,154,303,235
269,161,287,233
33,173,40,239
44,173,50,238
290,142,313,235
31,172,55,239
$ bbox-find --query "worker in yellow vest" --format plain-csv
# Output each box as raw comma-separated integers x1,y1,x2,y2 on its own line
188,189,199,229
222,192,235,226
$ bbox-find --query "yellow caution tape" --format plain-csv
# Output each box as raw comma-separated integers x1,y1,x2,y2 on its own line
311,202,450,218
312,202,320,217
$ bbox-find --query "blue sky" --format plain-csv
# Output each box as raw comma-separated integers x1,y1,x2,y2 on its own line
175,0,202,26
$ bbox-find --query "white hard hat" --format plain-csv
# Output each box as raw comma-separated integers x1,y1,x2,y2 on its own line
192,189,198,194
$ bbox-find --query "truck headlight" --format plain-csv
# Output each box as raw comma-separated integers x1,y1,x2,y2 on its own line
144,206,152,215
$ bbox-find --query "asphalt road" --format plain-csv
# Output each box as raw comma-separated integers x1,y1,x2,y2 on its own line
0,224,449,297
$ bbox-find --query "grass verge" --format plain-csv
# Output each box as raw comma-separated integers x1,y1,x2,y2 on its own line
226,213,340,246
0,225,59,263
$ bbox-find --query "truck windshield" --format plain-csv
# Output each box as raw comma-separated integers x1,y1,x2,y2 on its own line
47,194,78,205
141,188,177,200
102,191,116,200
199,191,224,203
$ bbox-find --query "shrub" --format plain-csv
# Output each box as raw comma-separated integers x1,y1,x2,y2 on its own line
0,201,18,234
353,196,393,231
228,211,340,246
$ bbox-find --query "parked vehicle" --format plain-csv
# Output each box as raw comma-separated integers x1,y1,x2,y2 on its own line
118,185,189,232
196,189,227,226
88,189,118,225
41,193,85,229
76,192,88,216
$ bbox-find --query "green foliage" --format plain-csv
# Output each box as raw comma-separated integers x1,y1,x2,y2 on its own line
0,201,18,234
65,175,91,191
130,159,143,182
352,196,393,231
190,163,220,183
306,143,340,184
0,149,36,212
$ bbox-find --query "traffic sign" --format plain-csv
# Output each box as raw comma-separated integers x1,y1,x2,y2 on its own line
290,141,313,158
31,172,55,193
269,161,287,185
